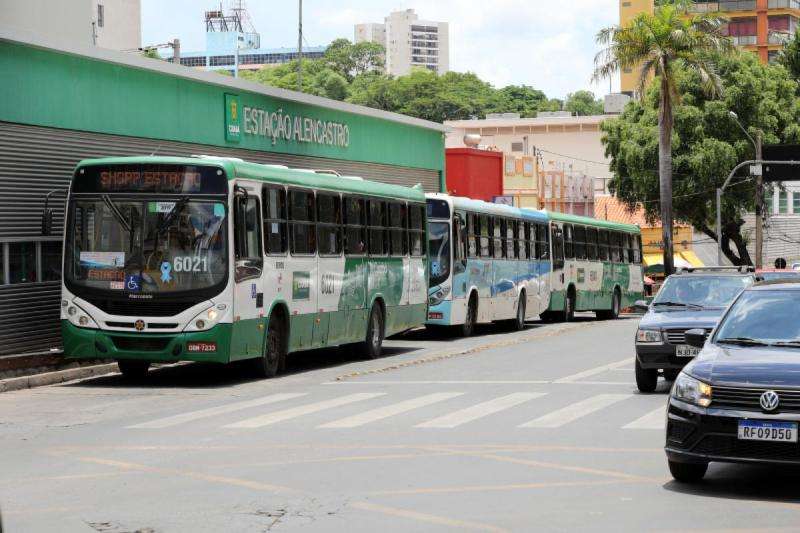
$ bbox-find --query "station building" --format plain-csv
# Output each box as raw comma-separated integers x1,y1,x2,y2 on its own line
0,29,446,357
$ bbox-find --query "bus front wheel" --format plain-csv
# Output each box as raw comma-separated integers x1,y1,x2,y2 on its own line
460,296,477,337
253,314,286,378
117,360,150,380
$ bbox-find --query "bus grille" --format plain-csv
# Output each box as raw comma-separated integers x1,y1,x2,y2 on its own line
109,336,172,352
92,299,197,317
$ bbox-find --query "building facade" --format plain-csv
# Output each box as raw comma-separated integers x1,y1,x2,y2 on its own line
0,29,446,357
355,9,450,76
172,46,327,74
2,0,141,50
620,0,799,93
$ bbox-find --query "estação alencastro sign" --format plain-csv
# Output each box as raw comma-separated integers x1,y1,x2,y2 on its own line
242,106,350,148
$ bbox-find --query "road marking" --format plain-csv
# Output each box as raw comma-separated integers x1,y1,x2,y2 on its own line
323,380,550,385
127,393,307,429
319,392,463,428
553,358,631,383
350,501,508,532
224,393,385,428
417,393,546,428
623,405,667,429
369,478,637,496
519,394,629,428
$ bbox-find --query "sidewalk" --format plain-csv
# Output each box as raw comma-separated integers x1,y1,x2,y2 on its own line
0,350,116,393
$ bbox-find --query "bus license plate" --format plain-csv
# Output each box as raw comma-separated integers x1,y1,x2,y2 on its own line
676,345,700,358
738,420,798,442
187,342,216,353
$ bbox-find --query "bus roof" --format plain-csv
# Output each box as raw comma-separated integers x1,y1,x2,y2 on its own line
426,193,548,222
544,210,640,234
74,156,427,203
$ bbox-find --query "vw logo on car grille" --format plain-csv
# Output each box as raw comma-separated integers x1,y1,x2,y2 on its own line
134,320,145,332
760,390,780,412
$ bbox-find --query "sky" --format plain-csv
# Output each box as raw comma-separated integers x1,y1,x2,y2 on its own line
142,0,621,99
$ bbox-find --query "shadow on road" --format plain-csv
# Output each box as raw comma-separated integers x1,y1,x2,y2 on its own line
664,463,800,505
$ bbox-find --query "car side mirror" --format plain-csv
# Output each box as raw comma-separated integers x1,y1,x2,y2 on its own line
633,300,649,311
685,329,707,349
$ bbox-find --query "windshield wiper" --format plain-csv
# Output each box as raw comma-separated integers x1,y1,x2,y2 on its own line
771,341,800,348
653,301,704,310
102,195,132,234
717,337,771,347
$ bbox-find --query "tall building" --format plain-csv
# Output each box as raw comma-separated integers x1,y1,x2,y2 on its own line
619,0,799,93
355,9,450,76
2,0,141,51
619,0,653,94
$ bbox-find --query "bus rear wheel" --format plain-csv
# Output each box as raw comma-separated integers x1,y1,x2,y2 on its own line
563,291,575,322
597,289,621,320
510,295,526,331
117,360,150,380
253,315,286,378
361,304,384,360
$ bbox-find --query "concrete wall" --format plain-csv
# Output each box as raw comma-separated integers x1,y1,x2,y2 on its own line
92,0,140,50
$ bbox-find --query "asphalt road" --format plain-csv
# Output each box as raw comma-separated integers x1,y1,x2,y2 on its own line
2,316,800,532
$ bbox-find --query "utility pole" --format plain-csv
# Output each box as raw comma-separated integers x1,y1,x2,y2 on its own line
297,0,303,92
754,131,764,269
172,38,180,66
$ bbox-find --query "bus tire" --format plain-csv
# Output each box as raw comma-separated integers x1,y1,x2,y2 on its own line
563,289,576,322
460,294,477,337
511,293,526,331
361,304,384,360
253,313,286,378
597,289,621,320
117,360,150,380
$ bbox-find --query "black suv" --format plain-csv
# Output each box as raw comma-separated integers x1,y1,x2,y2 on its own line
634,267,755,392
666,281,800,482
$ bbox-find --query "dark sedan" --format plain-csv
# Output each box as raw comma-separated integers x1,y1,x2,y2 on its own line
635,270,754,392
665,281,800,482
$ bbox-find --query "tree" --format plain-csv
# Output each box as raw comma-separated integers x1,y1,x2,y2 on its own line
601,52,800,265
779,30,800,82
486,85,548,117
594,2,731,274
323,38,385,82
564,90,604,116
241,60,349,101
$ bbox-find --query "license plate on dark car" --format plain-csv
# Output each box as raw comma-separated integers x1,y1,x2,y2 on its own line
738,420,798,442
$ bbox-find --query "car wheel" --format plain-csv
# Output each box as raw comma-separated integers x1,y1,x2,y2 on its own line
117,360,150,380
361,304,384,359
635,358,658,393
668,460,708,483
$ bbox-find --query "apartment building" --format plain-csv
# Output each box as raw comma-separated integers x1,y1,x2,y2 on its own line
355,9,449,76
620,0,800,93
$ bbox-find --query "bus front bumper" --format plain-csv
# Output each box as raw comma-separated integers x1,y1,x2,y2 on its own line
61,321,233,364
426,299,467,326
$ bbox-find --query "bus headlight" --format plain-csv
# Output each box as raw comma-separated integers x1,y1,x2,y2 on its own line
429,286,451,306
64,303,98,329
184,306,225,332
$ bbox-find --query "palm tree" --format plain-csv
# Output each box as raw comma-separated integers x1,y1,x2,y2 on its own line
593,2,731,275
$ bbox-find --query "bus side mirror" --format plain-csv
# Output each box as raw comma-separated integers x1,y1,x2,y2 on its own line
41,208,53,236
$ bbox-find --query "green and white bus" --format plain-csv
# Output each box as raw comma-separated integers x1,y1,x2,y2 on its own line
543,211,644,321
55,156,428,378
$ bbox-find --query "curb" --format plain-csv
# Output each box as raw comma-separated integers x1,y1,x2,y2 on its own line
0,363,119,393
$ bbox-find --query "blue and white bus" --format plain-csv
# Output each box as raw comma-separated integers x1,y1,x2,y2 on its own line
425,194,551,336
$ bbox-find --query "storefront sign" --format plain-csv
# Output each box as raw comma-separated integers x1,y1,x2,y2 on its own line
224,94,241,142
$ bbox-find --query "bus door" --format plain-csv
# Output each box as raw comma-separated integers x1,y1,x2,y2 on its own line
286,189,318,350
315,192,343,347
550,223,565,308
451,213,468,300
232,187,266,360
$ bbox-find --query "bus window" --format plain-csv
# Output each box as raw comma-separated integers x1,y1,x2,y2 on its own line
479,216,491,258
453,213,467,270
552,225,564,269
493,218,504,259
344,196,366,256
633,234,642,264
623,233,633,263
537,223,550,260
234,195,263,281
467,213,478,258
586,227,598,261
563,224,574,260
263,185,287,255
506,219,516,259
408,204,425,257
317,193,342,256
610,232,622,263
289,190,316,255
598,230,609,261
518,222,528,261
574,225,586,260
367,199,387,256
388,202,407,256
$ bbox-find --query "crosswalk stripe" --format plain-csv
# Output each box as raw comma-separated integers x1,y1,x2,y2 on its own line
224,393,386,428
553,359,631,383
623,405,667,430
416,393,547,429
319,393,464,428
519,394,629,428
127,393,308,429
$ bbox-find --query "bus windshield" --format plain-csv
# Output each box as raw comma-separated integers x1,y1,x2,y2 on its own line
428,221,451,287
66,197,228,294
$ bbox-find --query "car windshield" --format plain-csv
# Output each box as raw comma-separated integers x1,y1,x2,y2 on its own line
653,275,752,308
428,221,451,287
715,290,800,344
66,197,228,293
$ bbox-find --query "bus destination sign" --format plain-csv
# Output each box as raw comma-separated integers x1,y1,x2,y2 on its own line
72,165,229,194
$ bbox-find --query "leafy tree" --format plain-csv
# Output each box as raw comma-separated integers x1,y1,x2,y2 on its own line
141,48,162,60
564,90,604,116
323,38,385,82
347,72,395,110
594,1,731,274
601,52,800,265
779,30,800,82
486,85,548,117
241,60,349,101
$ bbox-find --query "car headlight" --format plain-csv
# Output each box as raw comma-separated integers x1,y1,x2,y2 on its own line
183,305,226,332
428,286,451,306
636,328,663,344
672,372,712,407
